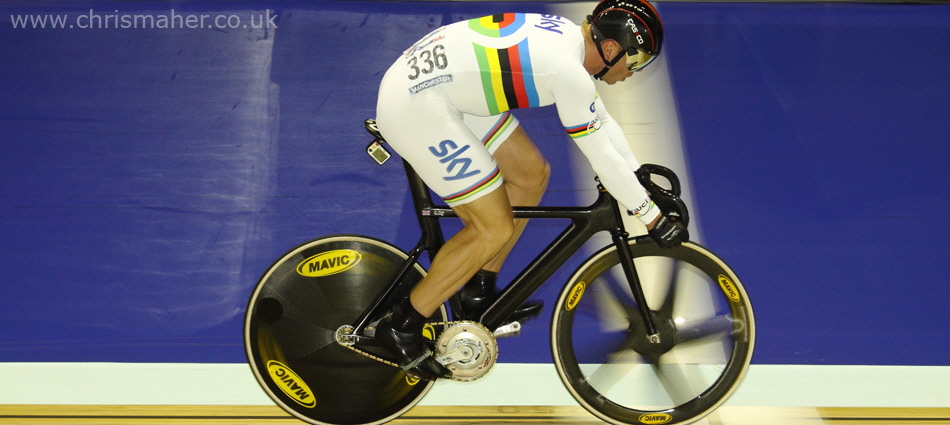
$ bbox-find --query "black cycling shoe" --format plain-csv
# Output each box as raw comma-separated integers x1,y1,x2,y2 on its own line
455,270,543,323
374,296,451,381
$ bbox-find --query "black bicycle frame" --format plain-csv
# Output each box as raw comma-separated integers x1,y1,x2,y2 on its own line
352,160,661,340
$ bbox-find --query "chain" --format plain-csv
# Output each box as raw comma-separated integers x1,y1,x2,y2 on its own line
340,321,468,381
342,342,401,368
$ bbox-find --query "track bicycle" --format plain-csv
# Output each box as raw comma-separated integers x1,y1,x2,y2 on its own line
244,119,755,425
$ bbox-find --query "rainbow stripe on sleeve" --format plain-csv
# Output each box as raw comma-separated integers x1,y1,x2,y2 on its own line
564,123,594,139
564,94,601,139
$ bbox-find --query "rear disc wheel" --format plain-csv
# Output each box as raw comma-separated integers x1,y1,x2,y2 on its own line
244,234,444,425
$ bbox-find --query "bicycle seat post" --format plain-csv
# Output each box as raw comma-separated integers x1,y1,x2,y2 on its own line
403,160,448,257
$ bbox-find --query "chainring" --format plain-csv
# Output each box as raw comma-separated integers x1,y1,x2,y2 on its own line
433,321,497,382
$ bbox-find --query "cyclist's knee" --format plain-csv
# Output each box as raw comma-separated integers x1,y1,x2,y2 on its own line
495,130,550,195
481,216,515,250
467,209,514,251
455,194,515,252
533,160,552,191
511,157,550,191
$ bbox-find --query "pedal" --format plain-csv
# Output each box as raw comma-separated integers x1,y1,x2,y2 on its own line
360,318,382,338
492,321,521,338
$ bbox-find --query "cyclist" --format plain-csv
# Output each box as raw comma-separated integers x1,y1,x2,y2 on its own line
373,0,687,379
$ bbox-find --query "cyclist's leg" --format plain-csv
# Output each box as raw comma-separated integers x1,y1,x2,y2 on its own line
462,113,550,273
375,153,514,375
456,113,548,321
410,187,515,316
375,77,516,370
481,124,550,272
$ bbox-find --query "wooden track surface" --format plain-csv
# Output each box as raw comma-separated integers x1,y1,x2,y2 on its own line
1,405,949,424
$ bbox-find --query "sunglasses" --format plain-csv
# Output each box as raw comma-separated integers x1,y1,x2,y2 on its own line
626,49,657,72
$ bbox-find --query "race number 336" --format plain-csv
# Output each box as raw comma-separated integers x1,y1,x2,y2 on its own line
407,45,448,80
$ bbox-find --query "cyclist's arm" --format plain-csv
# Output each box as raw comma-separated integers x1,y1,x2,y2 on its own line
551,71,661,226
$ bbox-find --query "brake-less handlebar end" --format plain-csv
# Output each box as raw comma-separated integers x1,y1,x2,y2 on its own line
636,164,690,227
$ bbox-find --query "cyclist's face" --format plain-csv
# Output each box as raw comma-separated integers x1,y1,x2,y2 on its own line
600,57,634,85
602,50,657,84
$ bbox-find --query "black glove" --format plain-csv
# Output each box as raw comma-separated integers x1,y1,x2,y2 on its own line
648,215,689,248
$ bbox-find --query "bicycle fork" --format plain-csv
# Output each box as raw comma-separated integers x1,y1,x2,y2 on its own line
609,204,663,344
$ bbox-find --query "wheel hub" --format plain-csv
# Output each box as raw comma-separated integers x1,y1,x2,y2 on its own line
629,311,677,361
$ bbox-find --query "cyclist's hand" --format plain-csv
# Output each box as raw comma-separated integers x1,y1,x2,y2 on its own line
648,215,689,248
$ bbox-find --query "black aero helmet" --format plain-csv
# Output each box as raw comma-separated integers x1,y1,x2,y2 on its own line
587,0,664,74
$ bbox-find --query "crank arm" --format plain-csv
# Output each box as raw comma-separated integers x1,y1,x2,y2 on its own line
434,344,475,365
492,321,522,338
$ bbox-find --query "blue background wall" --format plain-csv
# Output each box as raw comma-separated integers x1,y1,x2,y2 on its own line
1,1,947,366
